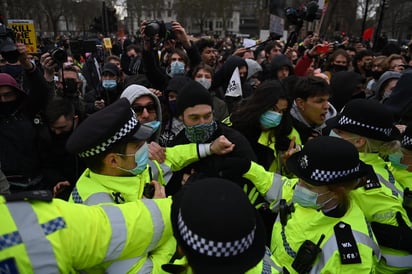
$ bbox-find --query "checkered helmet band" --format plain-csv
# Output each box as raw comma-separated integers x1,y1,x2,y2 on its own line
310,164,360,182
402,134,412,147
79,110,138,158
178,209,256,257
338,115,393,136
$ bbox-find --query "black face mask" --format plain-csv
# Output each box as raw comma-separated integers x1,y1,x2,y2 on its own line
332,64,348,72
62,79,79,95
0,100,20,115
371,70,384,80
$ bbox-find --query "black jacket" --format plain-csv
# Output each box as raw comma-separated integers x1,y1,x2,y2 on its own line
0,66,50,187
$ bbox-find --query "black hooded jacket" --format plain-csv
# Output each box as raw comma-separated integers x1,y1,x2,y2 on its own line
329,71,365,112
384,69,412,123
0,67,50,188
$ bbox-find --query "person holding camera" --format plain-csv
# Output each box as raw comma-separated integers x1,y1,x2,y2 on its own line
0,37,52,193
140,20,201,91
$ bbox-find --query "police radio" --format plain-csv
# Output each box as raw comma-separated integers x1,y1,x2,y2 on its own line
291,234,325,274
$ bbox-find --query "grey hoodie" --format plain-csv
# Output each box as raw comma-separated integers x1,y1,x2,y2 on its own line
290,100,337,142
121,84,162,142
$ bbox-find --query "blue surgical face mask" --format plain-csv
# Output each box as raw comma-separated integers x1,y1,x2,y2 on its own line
292,184,331,209
102,79,117,89
196,77,212,90
260,110,282,128
144,120,161,132
117,143,148,175
329,130,342,138
184,121,217,143
388,154,408,169
170,61,185,77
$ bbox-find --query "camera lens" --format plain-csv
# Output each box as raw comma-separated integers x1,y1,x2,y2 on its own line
144,22,160,38
49,48,67,64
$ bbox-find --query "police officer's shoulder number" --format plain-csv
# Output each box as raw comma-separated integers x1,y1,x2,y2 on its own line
334,222,361,264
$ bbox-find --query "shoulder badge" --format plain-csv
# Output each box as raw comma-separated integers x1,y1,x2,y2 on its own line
334,222,361,264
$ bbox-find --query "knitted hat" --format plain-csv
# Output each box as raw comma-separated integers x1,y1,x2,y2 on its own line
326,99,401,141
176,80,213,115
171,178,266,274
102,63,120,77
66,98,152,158
0,73,25,94
286,136,368,185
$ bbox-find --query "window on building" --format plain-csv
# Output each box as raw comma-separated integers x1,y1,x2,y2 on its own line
216,21,222,28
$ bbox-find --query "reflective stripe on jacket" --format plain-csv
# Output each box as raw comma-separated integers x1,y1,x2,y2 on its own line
0,196,173,273
271,202,379,274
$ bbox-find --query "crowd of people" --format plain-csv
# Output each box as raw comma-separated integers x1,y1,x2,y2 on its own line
1,20,412,273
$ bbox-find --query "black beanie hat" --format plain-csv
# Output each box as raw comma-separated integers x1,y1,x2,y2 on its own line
176,80,213,115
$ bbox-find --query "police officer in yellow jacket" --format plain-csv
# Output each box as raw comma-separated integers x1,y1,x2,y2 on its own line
218,137,380,273
326,99,412,273
66,98,234,205
65,98,233,273
0,190,173,273
166,177,282,274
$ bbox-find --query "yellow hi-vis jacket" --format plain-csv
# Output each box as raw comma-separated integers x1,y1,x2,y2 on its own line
271,202,380,274
69,143,202,204
0,195,173,273
350,153,412,273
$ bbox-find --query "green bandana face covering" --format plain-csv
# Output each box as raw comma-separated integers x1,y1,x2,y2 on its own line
184,121,217,143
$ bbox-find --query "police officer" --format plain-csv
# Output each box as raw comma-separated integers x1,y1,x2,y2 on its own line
326,99,412,272
66,98,233,272
167,177,282,274
218,137,380,273
0,191,173,273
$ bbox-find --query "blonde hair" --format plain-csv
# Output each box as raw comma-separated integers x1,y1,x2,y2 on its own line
350,133,401,156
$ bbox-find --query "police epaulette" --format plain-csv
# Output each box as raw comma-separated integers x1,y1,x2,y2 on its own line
4,190,53,202
364,179,381,190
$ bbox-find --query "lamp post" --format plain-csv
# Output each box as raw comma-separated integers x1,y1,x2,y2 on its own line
373,0,386,50
361,0,370,39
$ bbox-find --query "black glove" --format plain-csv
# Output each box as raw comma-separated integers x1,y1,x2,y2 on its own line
217,157,251,181
371,212,412,253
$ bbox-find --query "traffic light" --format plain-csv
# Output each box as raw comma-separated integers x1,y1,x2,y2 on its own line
90,16,103,33
107,7,118,33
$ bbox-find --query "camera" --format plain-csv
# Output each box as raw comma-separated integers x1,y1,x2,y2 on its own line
0,23,16,52
48,47,67,64
0,23,19,63
144,20,175,41
285,1,321,25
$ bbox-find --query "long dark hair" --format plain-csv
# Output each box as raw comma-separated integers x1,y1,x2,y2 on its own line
230,80,293,150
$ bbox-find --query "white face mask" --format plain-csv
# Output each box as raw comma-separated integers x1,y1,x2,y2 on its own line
196,77,212,90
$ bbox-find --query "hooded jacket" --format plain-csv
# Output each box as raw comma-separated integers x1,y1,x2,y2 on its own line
121,84,163,142
384,69,412,124
0,68,50,187
290,101,337,144
269,54,294,80
329,71,365,112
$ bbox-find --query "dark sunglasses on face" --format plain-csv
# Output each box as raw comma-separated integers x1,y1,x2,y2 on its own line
132,103,156,114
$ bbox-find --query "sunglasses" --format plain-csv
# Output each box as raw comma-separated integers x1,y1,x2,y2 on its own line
132,103,156,114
